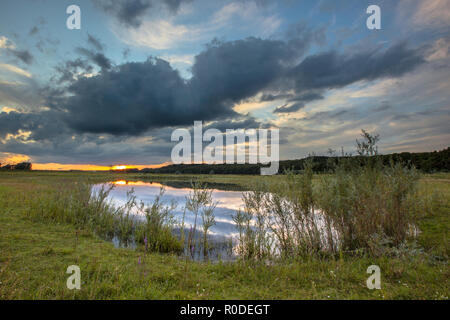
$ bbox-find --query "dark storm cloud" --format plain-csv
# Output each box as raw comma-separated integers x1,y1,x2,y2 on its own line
0,111,67,141
60,58,190,135
93,0,192,28
204,117,263,132
3,35,425,146
273,103,305,114
285,22,327,56
58,37,295,135
273,92,323,114
259,93,292,102
189,37,293,107
288,92,324,103
44,37,424,136
0,109,174,164
75,47,112,70
290,42,424,92
54,58,94,83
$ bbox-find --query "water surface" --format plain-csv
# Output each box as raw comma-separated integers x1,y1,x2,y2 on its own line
93,180,245,260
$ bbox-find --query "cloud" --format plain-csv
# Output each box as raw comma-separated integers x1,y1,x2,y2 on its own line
29,26,39,36
38,36,424,137
412,0,450,29
93,0,191,28
272,42,424,114
9,49,34,65
289,42,424,92
0,63,32,78
0,111,66,142
0,36,34,64
75,47,112,70
0,32,428,166
47,37,294,135
0,36,15,49
115,1,283,50
273,103,305,114
122,19,190,50
87,34,104,51
53,58,95,83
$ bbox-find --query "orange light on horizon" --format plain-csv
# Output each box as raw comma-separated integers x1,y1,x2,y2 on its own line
112,165,128,170
29,161,172,171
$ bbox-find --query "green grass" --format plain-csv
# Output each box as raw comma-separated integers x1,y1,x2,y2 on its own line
0,171,448,299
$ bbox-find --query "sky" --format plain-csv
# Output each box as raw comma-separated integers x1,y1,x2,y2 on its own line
0,0,449,170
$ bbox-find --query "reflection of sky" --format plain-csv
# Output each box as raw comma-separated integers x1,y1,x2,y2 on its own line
92,181,244,238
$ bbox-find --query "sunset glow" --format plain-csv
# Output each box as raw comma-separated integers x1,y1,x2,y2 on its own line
112,165,128,170
30,162,171,171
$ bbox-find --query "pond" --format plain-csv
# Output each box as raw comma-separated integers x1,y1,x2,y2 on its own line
92,180,246,261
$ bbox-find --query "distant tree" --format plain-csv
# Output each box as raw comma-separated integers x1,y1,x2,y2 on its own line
13,162,32,170
356,129,379,156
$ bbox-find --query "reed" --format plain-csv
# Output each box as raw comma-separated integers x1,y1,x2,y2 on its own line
233,131,441,260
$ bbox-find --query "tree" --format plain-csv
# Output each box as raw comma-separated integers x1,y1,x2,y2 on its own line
356,129,380,156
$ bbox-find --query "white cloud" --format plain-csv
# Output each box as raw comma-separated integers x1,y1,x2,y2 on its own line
159,53,194,66
397,0,450,30
412,0,450,28
113,1,282,50
426,38,450,61
120,19,190,50
0,63,32,78
0,36,15,50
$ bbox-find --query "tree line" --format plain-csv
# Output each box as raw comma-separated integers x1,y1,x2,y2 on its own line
0,162,32,171
139,147,449,175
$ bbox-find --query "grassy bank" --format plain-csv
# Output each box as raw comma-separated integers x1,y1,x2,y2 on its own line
0,171,448,299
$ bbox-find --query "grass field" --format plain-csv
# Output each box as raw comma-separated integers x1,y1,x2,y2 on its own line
0,171,448,299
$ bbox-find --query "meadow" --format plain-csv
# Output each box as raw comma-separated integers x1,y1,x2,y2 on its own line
0,166,448,299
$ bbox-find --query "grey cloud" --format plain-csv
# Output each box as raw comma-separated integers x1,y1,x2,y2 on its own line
10,49,33,65
57,37,296,135
273,92,323,114
0,111,68,142
274,103,305,114
204,117,263,132
290,42,424,92
259,93,293,102
1,35,427,166
46,37,424,135
288,92,324,102
93,0,191,28
87,34,104,51
29,26,39,36
75,47,112,70
54,58,94,83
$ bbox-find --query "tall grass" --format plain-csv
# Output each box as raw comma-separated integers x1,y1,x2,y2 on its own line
23,180,182,254
317,160,421,255
185,182,217,260
134,187,182,254
233,131,442,261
